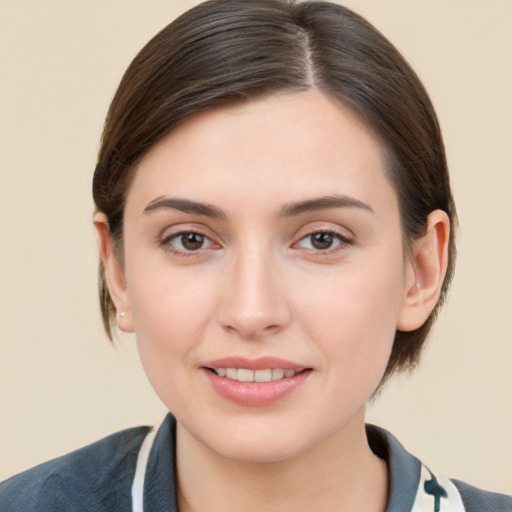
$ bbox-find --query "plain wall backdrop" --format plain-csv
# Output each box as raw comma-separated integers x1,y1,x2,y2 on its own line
0,0,511,494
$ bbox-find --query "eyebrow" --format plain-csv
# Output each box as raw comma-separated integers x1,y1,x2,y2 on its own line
279,194,374,217
142,197,226,220
142,194,373,220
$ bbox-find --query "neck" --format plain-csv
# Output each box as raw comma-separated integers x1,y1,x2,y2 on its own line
176,407,388,512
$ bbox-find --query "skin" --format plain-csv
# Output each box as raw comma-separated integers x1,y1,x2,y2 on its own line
95,89,449,511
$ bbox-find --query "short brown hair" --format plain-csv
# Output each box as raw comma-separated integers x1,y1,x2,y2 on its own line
93,0,456,383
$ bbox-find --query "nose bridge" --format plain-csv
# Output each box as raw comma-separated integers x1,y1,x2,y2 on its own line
218,240,289,339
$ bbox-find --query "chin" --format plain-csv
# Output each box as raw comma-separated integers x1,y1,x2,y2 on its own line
214,434,309,464
179,413,312,464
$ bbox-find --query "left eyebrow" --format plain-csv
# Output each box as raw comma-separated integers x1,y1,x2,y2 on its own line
142,197,227,220
279,194,374,217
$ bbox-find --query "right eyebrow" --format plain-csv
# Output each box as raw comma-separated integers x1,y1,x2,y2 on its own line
279,194,374,217
142,197,227,220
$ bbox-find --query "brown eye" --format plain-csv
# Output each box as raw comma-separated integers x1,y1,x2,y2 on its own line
295,230,352,253
181,232,205,250
310,232,335,250
163,231,213,254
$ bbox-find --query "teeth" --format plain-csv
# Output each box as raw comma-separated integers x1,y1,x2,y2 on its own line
214,367,298,382
272,368,284,380
226,368,238,379
254,369,272,382
237,369,254,382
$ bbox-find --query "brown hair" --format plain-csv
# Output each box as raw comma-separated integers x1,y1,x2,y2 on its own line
93,0,456,383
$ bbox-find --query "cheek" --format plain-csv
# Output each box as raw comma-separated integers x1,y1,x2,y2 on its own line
295,258,404,381
125,263,219,399
129,260,217,339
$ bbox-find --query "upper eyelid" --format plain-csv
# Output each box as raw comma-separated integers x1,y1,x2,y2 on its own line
295,230,352,246
161,228,209,239
159,230,217,257
301,228,351,239
159,223,218,241
161,230,217,250
157,223,354,247
291,223,355,242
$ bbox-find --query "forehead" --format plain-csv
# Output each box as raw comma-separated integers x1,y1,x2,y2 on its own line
126,89,397,217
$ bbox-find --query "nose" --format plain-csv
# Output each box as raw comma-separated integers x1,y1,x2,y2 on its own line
217,246,291,340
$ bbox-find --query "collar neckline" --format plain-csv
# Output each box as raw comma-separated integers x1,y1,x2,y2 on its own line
141,415,422,512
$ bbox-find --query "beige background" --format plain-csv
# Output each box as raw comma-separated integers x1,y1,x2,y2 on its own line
0,0,511,494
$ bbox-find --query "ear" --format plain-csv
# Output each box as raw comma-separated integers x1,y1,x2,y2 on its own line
397,210,450,331
93,212,134,333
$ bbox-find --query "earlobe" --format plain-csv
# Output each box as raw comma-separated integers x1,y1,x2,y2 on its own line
93,212,134,333
397,210,450,332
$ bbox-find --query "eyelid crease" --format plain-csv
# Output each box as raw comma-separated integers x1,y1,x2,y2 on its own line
160,228,210,243
289,219,356,244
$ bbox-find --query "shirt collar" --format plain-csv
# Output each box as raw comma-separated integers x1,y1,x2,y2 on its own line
366,424,422,512
142,415,423,512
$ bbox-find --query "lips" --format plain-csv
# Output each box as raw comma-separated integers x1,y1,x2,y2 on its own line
213,367,298,382
201,357,312,407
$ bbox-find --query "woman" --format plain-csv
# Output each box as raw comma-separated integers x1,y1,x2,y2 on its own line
1,1,510,510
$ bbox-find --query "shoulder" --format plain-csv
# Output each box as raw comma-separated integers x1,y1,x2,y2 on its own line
415,465,511,512
451,479,512,512
0,425,150,512
366,424,511,512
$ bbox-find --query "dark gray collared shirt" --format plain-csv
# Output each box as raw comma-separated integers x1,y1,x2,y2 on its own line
1,414,510,511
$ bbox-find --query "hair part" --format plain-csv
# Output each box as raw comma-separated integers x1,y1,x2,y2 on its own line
93,0,457,384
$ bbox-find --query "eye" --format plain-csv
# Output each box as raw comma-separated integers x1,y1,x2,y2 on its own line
295,231,351,252
162,231,214,254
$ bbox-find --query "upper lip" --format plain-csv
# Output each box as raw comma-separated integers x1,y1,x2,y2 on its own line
202,356,309,371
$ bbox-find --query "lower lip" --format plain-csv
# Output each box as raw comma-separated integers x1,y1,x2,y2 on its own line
202,369,312,407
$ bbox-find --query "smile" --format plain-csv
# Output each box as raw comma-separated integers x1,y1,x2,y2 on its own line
212,368,298,382
202,358,312,407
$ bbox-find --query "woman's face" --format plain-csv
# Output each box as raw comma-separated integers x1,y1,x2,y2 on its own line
115,89,417,462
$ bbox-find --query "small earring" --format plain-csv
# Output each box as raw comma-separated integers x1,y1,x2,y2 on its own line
416,283,421,289
120,311,125,317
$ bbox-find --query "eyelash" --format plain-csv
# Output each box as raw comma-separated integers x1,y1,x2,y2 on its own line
294,229,353,255
158,229,353,257
159,230,213,257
